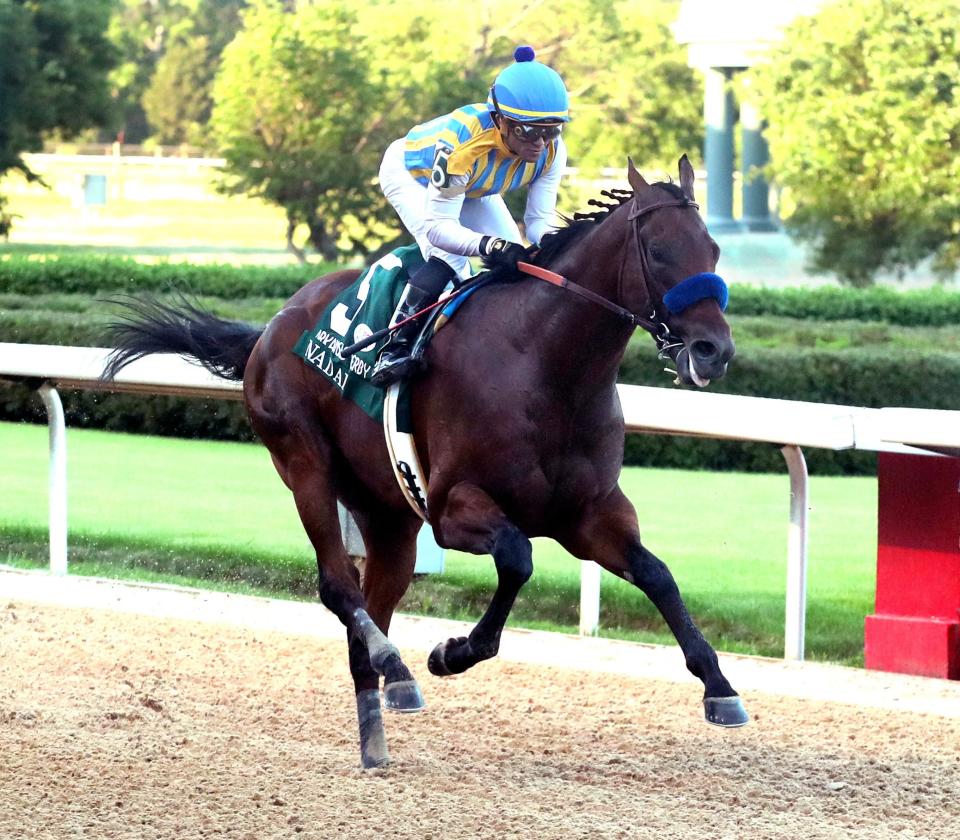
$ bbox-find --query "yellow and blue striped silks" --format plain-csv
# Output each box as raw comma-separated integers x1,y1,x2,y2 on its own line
403,103,557,199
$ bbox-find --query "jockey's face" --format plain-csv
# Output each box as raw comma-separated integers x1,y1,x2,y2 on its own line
498,117,562,163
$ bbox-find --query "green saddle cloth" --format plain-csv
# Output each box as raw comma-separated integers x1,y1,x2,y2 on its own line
292,244,425,422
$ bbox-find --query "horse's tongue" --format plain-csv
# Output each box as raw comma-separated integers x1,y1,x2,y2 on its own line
689,363,710,388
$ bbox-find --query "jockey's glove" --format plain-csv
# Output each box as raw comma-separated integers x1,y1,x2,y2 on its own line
479,236,528,270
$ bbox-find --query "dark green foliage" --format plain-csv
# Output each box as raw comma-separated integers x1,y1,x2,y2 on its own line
2,333,953,474
0,254,324,297
4,256,959,320
619,343,960,475
0,384,255,442
622,433,877,478
0,0,117,176
730,284,960,327
620,343,960,409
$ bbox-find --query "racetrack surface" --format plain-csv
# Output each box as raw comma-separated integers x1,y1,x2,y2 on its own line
2,570,959,840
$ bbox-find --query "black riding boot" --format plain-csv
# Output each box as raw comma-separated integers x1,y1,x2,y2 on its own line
370,257,456,387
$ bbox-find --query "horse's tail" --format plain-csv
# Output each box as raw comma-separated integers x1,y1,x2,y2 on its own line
101,295,264,384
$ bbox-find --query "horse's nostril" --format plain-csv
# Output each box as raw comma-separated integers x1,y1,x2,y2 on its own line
692,340,718,362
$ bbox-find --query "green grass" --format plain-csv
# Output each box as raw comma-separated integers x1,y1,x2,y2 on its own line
1,158,296,263
0,420,877,665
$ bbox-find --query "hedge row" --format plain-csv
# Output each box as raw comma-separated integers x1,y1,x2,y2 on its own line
2,254,960,323
4,340,957,475
729,284,960,326
0,254,324,298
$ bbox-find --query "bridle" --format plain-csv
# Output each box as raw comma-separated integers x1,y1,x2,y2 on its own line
518,195,702,355
624,195,701,352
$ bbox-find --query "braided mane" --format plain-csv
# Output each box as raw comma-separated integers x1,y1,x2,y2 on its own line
479,180,686,280
533,181,687,267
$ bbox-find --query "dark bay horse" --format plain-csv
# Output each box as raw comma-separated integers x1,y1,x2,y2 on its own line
104,156,746,768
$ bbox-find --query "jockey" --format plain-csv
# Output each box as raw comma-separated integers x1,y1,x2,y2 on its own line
371,45,570,387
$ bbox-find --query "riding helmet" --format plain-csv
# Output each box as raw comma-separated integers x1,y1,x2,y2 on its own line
487,46,570,123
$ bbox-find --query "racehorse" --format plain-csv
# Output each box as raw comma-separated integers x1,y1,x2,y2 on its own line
104,156,747,769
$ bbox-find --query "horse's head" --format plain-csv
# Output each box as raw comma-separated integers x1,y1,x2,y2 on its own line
622,156,734,387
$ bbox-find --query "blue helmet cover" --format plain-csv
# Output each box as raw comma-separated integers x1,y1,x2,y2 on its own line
488,45,570,123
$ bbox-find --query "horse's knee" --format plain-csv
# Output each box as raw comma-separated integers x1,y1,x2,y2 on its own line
492,527,533,588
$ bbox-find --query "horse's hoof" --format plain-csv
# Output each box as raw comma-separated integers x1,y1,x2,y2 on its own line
383,679,426,713
703,695,750,727
427,639,453,677
427,636,470,677
361,749,390,770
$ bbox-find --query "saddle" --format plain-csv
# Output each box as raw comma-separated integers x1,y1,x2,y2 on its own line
291,244,487,421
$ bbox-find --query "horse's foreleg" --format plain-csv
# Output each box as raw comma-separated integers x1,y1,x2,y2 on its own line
563,488,749,728
428,482,533,676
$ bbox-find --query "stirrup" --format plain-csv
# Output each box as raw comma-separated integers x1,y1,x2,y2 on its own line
370,352,420,387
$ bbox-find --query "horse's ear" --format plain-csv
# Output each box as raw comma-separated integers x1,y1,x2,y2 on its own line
678,154,696,201
627,157,649,192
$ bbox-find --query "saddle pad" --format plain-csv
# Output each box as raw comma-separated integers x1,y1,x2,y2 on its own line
291,244,424,422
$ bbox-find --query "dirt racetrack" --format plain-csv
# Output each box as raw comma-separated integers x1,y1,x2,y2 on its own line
2,570,959,840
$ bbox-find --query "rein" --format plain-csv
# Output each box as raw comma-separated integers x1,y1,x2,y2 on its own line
517,196,701,348
516,261,647,326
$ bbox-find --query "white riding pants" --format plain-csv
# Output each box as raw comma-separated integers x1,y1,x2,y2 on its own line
378,138,522,279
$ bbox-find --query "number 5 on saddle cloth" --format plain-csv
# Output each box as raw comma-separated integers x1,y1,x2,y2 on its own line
291,243,482,425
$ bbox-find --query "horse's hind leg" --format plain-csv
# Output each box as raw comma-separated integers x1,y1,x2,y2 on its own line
562,487,749,728
352,507,426,714
280,441,422,767
427,482,533,676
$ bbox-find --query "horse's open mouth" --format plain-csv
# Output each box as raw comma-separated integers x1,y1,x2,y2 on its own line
681,349,711,388
672,344,728,389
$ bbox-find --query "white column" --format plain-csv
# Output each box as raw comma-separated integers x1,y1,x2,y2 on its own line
38,384,68,576
780,444,809,660
579,560,601,636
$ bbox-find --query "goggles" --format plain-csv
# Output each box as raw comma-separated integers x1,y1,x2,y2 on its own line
509,121,563,142
489,84,564,142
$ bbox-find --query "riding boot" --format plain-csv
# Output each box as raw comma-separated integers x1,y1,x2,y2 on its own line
370,256,456,387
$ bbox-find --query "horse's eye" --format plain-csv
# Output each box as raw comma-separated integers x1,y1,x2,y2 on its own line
649,244,669,263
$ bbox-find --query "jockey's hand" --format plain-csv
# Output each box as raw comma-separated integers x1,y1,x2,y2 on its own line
480,236,529,270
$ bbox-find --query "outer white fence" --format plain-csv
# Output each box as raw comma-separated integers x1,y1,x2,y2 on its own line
2,342,958,662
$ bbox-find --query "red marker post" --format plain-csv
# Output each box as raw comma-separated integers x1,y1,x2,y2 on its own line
865,452,960,680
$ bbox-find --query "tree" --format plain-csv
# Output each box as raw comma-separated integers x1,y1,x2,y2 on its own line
0,0,118,174
357,0,700,174
107,0,180,143
209,0,701,260
142,33,215,145
0,0,117,232
108,0,245,145
140,0,246,146
747,0,960,286
210,0,395,261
